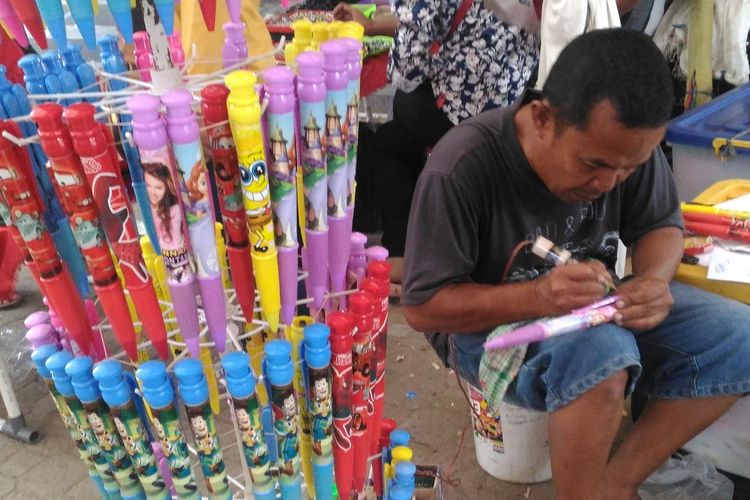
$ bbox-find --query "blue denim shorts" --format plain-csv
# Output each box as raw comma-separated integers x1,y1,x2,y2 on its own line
450,281,750,412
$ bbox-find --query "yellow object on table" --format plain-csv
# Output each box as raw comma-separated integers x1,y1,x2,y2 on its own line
675,179,750,304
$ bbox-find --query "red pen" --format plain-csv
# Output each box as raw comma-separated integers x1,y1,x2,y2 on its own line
30,103,140,361
685,221,750,244
0,120,93,354
200,84,256,323
36,103,170,359
0,190,48,294
61,103,171,359
361,261,391,491
683,211,750,230
348,290,376,495
327,311,355,500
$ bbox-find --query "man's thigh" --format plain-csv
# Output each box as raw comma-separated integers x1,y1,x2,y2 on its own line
634,281,750,398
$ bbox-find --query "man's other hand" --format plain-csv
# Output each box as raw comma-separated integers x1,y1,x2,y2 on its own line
534,261,613,316
613,276,673,331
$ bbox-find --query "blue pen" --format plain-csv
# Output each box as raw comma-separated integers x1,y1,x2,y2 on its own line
66,0,97,49
41,51,82,106
106,0,134,43
393,461,416,498
136,362,201,499
303,324,335,500
32,345,118,499
174,359,232,499
153,0,175,35
48,352,145,500
93,360,171,499
265,340,303,500
35,0,67,48
221,352,277,500
60,45,100,104
5,58,91,297
98,35,161,254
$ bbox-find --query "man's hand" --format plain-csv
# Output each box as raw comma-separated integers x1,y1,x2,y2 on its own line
534,261,613,316
333,3,370,27
613,276,673,331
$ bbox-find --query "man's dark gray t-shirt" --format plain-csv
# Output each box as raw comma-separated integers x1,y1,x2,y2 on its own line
401,102,683,374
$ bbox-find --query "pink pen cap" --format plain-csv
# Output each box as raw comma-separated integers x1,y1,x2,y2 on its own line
26,324,56,350
366,245,388,263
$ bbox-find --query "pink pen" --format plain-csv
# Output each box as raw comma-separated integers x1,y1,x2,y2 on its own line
225,0,240,23
483,295,621,351
222,22,247,69
167,32,185,70
133,31,154,82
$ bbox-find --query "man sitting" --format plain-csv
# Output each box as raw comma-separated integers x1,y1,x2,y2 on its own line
401,28,750,500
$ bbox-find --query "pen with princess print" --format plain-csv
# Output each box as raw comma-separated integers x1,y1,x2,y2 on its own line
201,84,256,324
341,38,362,234
0,122,94,354
162,89,228,352
128,94,202,357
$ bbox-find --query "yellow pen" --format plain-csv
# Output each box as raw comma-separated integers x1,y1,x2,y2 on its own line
311,21,331,50
681,202,750,220
292,18,313,53
225,70,282,334
339,21,365,41
290,316,316,498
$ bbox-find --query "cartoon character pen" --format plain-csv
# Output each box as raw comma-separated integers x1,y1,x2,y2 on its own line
296,50,329,314
7,0,47,48
341,38,362,231
349,291,376,494
34,0,67,48
321,40,351,311
221,352,276,500
263,66,300,327
363,261,391,471
225,70,281,333
31,345,119,499
162,89,228,352
50,102,171,359
0,124,94,354
326,311,354,500
201,84,256,324
98,36,161,255
174,359,232,499
289,316,315,498
57,353,146,499
264,339,303,500
304,323,335,500
484,295,622,351
128,94,202,357
30,103,140,360
93,360,170,499
136,361,200,499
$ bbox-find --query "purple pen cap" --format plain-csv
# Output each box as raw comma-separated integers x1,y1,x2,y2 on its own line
127,93,162,125
320,40,347,72
366,246,388,263
24,311,50,329
161,89,198,133
26,324,56,350
262,66,295,95
341,38,363,63
223,21,245,42
296,50,325,83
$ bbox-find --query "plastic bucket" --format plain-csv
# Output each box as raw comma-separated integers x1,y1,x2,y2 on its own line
468,384,552,483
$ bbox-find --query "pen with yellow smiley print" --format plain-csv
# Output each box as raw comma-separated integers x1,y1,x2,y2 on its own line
225,71,282,335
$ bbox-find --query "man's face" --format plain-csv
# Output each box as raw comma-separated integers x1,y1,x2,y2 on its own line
533,100,666,203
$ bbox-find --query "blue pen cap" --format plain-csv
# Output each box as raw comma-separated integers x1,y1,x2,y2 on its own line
264,339,293,387
174,359,209,406
0,66,11,92
66,356,101,403
388,485,412,500
18,54,46,91
221,352,257,400
93,360,133,408
31,344,59,380
390,428,410,448
136,361,174,410
46,350,75,397
97,35,118,58
394,461,417,489
60,46,82,71
41,51,65,75
303,323,331,370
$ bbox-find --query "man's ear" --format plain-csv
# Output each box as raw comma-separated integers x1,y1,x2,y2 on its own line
529,99,556,141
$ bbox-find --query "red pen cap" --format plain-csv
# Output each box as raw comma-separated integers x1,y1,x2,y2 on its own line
359,276,386,303
327,311,355,350
63,102,98,131
366,261,391,284
200,84,230,123
349,291,375,316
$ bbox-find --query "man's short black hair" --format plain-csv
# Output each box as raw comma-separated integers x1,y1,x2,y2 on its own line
542,28,674,130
